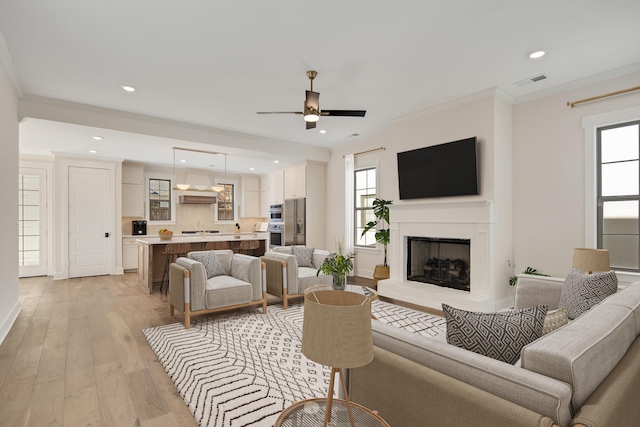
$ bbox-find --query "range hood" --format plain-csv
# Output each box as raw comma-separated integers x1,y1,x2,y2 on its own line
179,195,217,204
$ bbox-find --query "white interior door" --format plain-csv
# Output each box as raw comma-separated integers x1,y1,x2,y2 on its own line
68,166,112,278
18,168,47,277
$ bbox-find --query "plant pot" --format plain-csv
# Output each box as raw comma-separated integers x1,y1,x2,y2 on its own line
373,265,390,285
332,272,347,290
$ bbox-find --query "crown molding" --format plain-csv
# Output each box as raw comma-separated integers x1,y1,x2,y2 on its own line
0,29,22,98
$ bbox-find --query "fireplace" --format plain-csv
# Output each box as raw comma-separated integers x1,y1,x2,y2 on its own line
407,237,471,292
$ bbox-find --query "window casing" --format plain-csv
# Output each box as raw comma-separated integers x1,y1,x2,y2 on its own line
217,183,234,221
355,167,377,247
149,178,172,221
597,120,640,271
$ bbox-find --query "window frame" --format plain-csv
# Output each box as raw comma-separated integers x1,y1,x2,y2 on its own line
146,175,176,224
596,120,640,272
354,166,377,248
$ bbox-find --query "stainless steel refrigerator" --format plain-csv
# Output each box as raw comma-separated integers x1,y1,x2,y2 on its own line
284,198,306,246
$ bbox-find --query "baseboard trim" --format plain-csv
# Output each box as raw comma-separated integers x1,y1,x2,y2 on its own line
0,299,21,345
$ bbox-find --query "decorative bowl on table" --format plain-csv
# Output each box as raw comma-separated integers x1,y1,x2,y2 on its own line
159,230,173,241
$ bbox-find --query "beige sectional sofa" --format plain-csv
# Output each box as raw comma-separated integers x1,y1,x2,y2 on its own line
349,274,640,427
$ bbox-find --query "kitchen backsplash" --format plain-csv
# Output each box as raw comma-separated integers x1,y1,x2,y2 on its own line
122,203,267,235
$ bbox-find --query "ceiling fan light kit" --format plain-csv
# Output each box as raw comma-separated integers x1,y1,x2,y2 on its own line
257,70,366,129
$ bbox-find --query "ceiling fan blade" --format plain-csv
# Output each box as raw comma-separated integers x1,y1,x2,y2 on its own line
306,121,317,130
257,111,303,115
305,90,320,112
322,109,367,117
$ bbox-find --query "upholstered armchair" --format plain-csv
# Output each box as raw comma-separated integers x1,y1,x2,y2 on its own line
261,246,333,309
169,249,267,328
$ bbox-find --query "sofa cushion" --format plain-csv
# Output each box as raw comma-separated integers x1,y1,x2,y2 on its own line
559,268,617,320
442,304,548,365
521,303,636,414
189,250,226,278
292,246,315,268
204,276,252,309
543,308,568,335
601,282,640,336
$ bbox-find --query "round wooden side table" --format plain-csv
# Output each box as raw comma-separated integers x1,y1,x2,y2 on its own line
275,398,390,427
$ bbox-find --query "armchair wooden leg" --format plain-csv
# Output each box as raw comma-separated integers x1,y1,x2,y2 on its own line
184,302,191,329
169,303,174,316
283,288,288,310
262,291,267,314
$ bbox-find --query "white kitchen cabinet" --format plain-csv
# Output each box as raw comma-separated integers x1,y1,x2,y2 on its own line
122,237,138,270
122,166,144,184
260,175,270,216
122,164,145,218
122,183,145,217
269,170,284,205
284,164,306,199
242,175,261,217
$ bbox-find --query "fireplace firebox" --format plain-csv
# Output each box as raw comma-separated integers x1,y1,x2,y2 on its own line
407,237,471,291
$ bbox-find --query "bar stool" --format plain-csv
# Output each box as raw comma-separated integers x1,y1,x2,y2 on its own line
205,241,230,250
160,242,191,294
238,240,260,256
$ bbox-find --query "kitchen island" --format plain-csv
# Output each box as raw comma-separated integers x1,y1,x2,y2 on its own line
136,232,269,294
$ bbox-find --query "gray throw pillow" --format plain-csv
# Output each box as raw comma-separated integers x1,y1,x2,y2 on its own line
188,251,226,279
292,246,315,268
442,304,548,365
559,267,617,320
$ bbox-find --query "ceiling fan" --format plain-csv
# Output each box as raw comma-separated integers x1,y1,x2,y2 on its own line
257,70,366,130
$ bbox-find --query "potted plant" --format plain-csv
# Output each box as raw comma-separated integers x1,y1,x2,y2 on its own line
317,240,355,290
361,198,393,282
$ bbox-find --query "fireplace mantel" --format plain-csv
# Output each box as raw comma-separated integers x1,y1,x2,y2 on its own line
378,199,511,312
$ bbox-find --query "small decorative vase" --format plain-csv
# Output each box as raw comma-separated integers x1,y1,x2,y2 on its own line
332,272,347,290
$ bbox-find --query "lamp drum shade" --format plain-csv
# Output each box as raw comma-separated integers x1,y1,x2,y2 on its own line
302,290,374,369
573,248,611,273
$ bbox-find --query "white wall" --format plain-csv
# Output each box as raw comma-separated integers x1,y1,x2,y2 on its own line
326,91,509,280
513,70,640,278
0,60,20,343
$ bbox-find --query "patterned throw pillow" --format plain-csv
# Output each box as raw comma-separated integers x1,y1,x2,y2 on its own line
292,246,315,268
542,308,568,335
442,304,548,365
188,251,226,279
559,267,617,320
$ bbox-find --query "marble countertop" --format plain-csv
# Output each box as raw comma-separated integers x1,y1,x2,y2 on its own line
135,232,269,245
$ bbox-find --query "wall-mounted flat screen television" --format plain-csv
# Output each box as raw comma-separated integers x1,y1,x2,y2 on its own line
397,137,478,200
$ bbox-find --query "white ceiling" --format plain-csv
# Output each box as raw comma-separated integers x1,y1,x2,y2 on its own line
3,0,640,174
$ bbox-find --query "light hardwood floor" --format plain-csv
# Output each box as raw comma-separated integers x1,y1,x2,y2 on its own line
0,273,199,427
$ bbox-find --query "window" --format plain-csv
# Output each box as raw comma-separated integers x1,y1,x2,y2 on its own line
355,167,377,247
597,121,640,271
217,183,234,221
149,178,171,221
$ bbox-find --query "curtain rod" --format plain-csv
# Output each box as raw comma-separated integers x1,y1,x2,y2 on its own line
343,146,386,158
567,85,640,108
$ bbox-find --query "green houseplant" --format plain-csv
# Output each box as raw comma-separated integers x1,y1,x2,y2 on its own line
361,198,393,282
316,240,355,290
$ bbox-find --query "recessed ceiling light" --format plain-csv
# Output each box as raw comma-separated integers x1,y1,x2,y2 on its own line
528,50,546,59
89,150,99,154
180,159,187,163
121,85,136,92
319,130,327,134
274,160,280,163
92,136,103,140
249,167,255,171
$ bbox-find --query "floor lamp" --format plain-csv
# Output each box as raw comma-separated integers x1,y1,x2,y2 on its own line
302,290,373,427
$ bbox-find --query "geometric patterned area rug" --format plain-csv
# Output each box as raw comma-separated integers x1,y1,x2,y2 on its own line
142,299,446,427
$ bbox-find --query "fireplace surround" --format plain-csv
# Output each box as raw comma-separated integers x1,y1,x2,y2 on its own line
377,200,512,312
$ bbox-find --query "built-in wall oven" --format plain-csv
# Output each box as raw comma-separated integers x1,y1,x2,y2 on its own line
269,204,283,222
269,222,284,248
